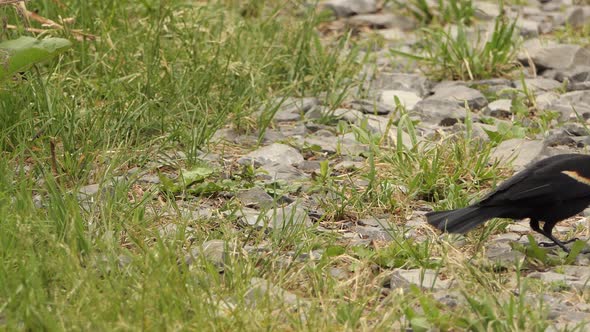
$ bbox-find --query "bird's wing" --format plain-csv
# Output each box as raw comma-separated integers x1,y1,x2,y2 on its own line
484,171,590,205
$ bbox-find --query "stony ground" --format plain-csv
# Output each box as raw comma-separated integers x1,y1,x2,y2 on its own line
5,0,590,330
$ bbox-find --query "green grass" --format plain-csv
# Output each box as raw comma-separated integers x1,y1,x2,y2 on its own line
391,3,519,81
392,0,475,26
0,0,589,331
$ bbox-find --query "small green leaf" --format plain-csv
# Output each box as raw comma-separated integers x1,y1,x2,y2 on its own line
324,245,345,257
0,36,72,81
181,166,214,186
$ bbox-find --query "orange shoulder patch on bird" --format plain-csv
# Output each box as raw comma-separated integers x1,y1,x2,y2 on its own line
561,170,590,186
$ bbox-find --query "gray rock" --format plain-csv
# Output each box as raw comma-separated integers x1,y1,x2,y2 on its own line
333,160,364,171
516,19,539,38
268,203,312,229
295,160,322,172
258,163,309,182
554,66,590,83
507,222,531,233
563,123,590,136
369,73,431,97
549,90,590,120
427,84,488,110
329,267,350,280
536,92,560,111
351,225,392,241
236,207,263,226
491,232,522,243
158,223,180,238
379,90,421,110
237,187,274,208
79,184,100,197
564,6,586,28
279,123,307,137
514,78,562,93
138,173,161,184
375,28,406,41
491,138,545,170
544,129,577,147
528,270,579,285
520,39,590,70
186,240,235,271
362,117,416,149
486,242,525,266
474,2,501,20
271,97,319,122
484,99,512,118
389,269,451,291
350,99,391,115
239,143,304,167
245,203,312,229
347,13,411,29
413,99,468,126
322,0,377,17
245,277,300,306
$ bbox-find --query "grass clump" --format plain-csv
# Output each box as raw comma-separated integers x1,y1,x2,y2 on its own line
392,0,475,26
391,8,519,81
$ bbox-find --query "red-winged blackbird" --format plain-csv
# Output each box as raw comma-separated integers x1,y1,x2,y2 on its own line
427,153,590,252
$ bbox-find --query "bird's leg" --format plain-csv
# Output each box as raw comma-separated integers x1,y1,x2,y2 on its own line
538,221,570,253
529,219,571,252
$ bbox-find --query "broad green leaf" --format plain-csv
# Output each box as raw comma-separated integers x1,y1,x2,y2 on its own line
565,240,587,264
323,245,345,257
180,166,214,186
0,36,72,81
187,181,224,195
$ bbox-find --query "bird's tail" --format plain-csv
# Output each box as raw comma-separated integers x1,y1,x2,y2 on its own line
426,206,503,234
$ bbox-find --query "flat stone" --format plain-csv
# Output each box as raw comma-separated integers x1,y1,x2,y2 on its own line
564,6,586,28
536,92,560,111
350,99,391,115
484,99,512,118
413,99,468,126
351,225,392,241
246,203,312,229
237,207,263,226
322,0,377,17
507,223,531,233
491,139,545,171
379,90,421,110
237,187,274,208
491,232,522,243
544,129,577,147
376,28,406,41
426,84,488,110
516,19,539,37
513,78,562,93
270,97,319,122
245,277,300,306
347,13,411,29
520,39,590,70
239,143,304,167
486,242,525,267
258,163,309,182
554,66,590,83
369,73,431,96
329,267,350,280
186,240,235,271
389,269,451,291
474,1,500,20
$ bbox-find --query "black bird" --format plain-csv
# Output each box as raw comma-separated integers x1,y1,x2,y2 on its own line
427,153,590,252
